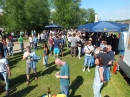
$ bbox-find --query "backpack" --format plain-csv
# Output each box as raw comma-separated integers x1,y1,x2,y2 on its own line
101,66,110,82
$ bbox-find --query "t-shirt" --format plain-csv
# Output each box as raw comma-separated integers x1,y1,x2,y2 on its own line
60,63,70,86
97,53,111,67
60,38,64,45
68,36,71,42
48,38,53,46
29,37,33,42
20,32,24,36
53,39,61,48
23,52,36,64
84,45,94,56
107,51,114,60
70,37,78,47
0,58,8,72
77,40,82,47
18,37,23,44
40,33,45,39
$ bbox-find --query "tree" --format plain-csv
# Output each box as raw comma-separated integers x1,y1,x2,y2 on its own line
24,0,50,31
79,8,88,24
86,8,95,23
0,0,50,32
51,0,83,28
51,0,95,28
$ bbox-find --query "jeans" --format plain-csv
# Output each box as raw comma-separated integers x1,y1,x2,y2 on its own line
0,72,9,91
3,46,7,57
107,66,111,80
90,56,94,66
20,43,24,52
8,47,13,56
34,43,37,50
84,55,91,67
78,47,81,58
60,85,69,97
93,82,103,97
43,55,48,66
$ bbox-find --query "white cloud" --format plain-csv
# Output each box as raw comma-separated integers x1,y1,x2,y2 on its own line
97,6,130,21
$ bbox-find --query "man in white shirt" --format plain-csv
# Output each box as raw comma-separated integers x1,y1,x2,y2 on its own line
40,32,46,43
22,46,38,86
0,51,11,96
83,41,94,72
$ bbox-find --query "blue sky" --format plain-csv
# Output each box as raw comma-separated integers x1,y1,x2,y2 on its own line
81,0,130,21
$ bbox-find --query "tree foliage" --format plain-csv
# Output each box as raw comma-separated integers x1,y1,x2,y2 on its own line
51,0,95,28
86,8,95,23
0,0,50,32
0,0,95,31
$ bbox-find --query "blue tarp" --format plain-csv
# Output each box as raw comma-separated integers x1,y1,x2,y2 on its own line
45,24,61,28
78,21,129,32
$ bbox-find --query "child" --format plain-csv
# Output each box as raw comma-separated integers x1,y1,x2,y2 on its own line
43,44,49,67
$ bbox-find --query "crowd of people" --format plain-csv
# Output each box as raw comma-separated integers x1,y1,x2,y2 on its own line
0,29,119,97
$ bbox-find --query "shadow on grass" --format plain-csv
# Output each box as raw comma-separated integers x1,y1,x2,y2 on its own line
8,52,23,69
10,84,38,97
9,73,26,91
39,65,59,77
9,71,41,92
73,95,81,97
48,61,55,67
104,95,110,97
69,76,83,97
64,50,70,56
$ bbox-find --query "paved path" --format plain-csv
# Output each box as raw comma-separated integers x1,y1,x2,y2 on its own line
13,42,43,53
13,42,30,53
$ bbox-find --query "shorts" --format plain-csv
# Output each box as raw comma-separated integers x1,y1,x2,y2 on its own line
26,64,36,75
54,48,60,54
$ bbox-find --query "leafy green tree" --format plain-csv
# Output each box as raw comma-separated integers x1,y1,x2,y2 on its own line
78,8,88,25
24,0,50,31
51,0,95,28
0,0,50,32
51,0,82,28
86,8,95,23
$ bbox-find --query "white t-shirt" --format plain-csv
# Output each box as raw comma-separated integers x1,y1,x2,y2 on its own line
84,45,94,56
29,37,33,42
38,34,40,39
23,52,36,64
68,36,71,42
0,58,8,72
23,52,36,58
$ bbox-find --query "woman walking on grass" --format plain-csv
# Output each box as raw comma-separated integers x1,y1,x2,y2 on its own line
2,38,7,58
93,57,104,97
6,38,13,57
43,44,49,67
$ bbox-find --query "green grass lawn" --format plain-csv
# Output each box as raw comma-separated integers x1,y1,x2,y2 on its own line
1,47,130,97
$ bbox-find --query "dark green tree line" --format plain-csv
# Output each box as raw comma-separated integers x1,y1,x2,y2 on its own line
0,0,95,32
51,0,95,28
0,0,50,32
